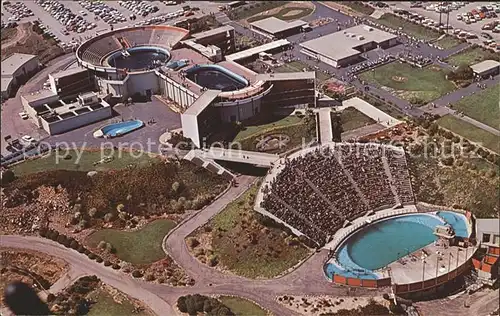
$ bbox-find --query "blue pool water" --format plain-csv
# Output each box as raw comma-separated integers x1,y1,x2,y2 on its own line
185,64,249,91
436,211,469,238
325,212,470,279
101,120,144,138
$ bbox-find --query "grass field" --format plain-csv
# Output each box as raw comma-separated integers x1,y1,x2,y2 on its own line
205,184,311,278
445,46,498,67
219,296,268,316
86,219,176,264
408,156,499,218
437,115,500,153
340,107,377,131
12,149,157,176
274,61,311,73
375,13,441,41
343,1,375,15
453,84,499,129
234,115,302,141
434,35,463,50
247,6,314,23
229,1,289,21
359,62,455,104
88,290,150,316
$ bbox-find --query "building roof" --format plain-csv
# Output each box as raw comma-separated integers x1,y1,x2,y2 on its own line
1,53,38,77
191,25,234,41
470,60,500,74
183,89,221,116
21,89,57,104
300,24,397,61
477,218,500,235
1,77,14,93
225,39,290,61
49,67,88,79
256,71,316,81
250,17,307,35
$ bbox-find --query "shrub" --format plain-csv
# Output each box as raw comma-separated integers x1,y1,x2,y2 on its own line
116,204,125,212
172,181,180,193
78,219,89,229
207,255,218,267
112,263,120,270
57,235,67,245
98,241,107,249
145,274,156,281
39,228,48,237
88,253,96,260
132,270,143,278
103,260,112,267
177,296,187,313
104,212,115,222
70,240,79,250
46,293,56,302
187,237,200,248
88,208,98,218
77,245,86,253
0,169,16,185
95,256,103,263
70,217,78,225
441,157,454,166
118,212,129,221
49,230,59,241
105,243,115,254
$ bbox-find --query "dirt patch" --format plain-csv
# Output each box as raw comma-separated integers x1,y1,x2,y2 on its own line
0,249,68,295
392,76,408,82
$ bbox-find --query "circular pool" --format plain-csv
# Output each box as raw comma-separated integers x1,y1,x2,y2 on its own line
107,46,170,71
185,64,249,91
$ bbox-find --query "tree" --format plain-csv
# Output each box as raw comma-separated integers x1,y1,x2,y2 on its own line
57,235,67,245
0,169,16,185
116,204,125,212
331,112,343,142
177,296,188,313
70,240,79,250
186,237,199,249
172,181,180,193
132,270,143,278
78,219,89,229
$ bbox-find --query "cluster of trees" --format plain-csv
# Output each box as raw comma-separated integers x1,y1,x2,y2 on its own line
177,294,234,316
446,64,474,81
47,276,100,315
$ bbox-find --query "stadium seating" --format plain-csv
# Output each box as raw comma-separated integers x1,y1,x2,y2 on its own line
261,144,414,245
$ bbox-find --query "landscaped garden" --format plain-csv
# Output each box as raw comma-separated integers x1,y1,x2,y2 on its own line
445,46,500,67
434,35,463,50
339,107,377,132
374,13,442,41
11,149,156,175
219,296,268,316
359,62,456,104
228,1,289,21
274,60,330,82
187,184,311,279
247,6,314,23
342,1,375,15
88,288,152,316
235,112,316,154
452,84,499,130
86,219,176,264
437,115,499,153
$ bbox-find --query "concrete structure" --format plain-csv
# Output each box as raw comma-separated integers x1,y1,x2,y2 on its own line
470,60,500,78
477,218,500,248
250,17,308,39
300,24,398,68
190,25,236,55
21,91,112,135
49,67,96,97
225,39,290,62
1,53,40,99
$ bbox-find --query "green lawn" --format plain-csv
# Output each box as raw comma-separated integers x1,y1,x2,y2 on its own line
12,149,156,176
247,6,314,23
359,62,456,104
340,107,377,131
229,1,289,20
88,290,150,316
437,115,500,153
86,219,176,264
234,115,302,141
219,296,268,316
446,46,499,67
453,84,500,129
207,184,311,278
435,35,463,50
375,13,441,41
274,61,311,73
343,1,375,15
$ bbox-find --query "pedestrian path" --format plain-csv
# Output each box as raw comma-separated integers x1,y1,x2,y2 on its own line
318,108,333,144
340,97,403,127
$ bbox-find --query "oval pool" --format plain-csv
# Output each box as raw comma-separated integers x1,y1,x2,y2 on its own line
338,214,444,271
185,64,249,92
98,120,144,138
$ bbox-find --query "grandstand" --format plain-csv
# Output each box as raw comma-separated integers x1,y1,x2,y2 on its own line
260,143,414,245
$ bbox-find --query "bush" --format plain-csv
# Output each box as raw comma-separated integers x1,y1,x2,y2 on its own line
145,274,156,281
105,243,115,254
186,237,200,249
95,256,103,263
103,260,112,267
88,253,97,260
207,255,218,267
0,169,16,185
441,157,454,166
57,235,67,245
177,296,187,313
78,219,89,229
77,245,86,253
132,270,143,278
98,241,107,249
39,228,48,238
70,240,79,250
88,208,98,218
104,212,115,222
172,181,180,193
112,263,121,270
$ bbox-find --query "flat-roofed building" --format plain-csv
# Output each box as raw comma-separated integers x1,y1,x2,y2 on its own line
49,67,97,97
191,25,236,55
470,60,500,78
300,24,398,68
250,17,308,39
1,53,40,99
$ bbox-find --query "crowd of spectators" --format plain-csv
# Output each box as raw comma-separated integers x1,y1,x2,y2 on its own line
347,54,394,75
261,144,414,245
396,51,432,67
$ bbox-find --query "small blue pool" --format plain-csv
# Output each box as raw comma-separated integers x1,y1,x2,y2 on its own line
325,211,469,279
100,120,144,138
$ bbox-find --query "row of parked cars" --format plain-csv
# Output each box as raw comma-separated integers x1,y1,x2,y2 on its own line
118,1,160,18
3,1,34,21
36,0,95,34
457,6,499,25
78,0,127,24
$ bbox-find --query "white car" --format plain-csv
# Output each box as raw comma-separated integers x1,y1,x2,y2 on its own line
21,135,35,143
18,112,28,119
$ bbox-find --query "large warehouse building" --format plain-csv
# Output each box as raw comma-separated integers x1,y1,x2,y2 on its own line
300,24,398,68
1,53,40,99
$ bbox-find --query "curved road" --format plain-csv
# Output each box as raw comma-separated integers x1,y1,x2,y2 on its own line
2,175,380,315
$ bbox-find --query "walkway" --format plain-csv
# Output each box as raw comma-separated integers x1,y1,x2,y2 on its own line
190,147,280,167
340,97,403,127
318,108,333,144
